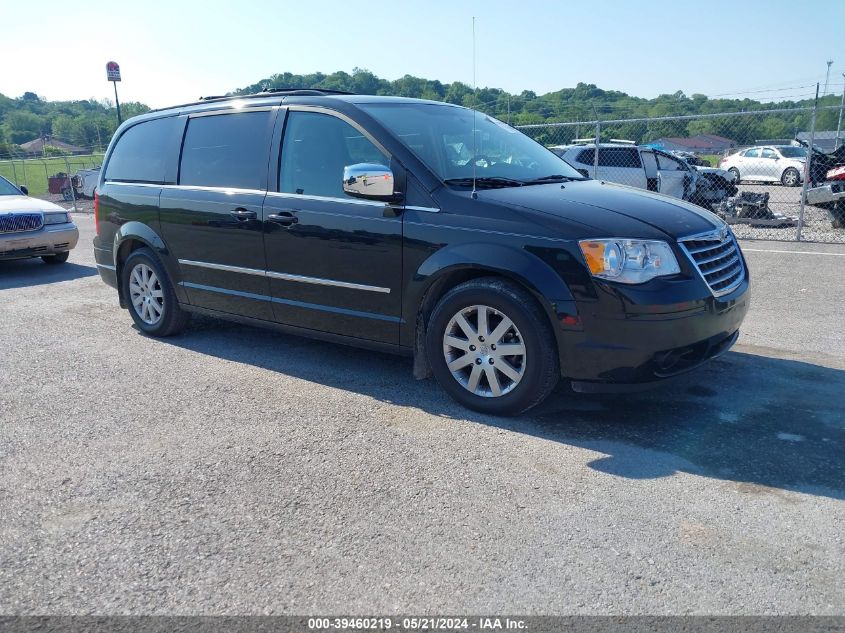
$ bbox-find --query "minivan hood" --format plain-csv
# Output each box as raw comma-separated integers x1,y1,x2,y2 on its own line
479,180,722,240
0,195,65,214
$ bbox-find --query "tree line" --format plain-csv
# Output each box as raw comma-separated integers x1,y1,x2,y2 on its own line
2,69,842,159
0,92,148,158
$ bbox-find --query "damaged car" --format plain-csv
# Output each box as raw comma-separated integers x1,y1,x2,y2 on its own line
551,142,735,209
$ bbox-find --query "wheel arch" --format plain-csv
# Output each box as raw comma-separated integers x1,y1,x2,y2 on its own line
113,221,186,308
406,243,575,379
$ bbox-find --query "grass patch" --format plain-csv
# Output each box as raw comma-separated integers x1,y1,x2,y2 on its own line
0,154,104,197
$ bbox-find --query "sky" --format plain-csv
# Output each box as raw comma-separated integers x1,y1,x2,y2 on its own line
2,0,844,108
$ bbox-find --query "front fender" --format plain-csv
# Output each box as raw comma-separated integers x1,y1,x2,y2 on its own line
403,242,579,345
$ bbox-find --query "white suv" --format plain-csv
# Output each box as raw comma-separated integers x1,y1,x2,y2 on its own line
552,143,698,200
719,145,806,187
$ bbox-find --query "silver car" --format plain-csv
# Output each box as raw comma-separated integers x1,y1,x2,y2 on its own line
0,176,79,264
719,145,806,187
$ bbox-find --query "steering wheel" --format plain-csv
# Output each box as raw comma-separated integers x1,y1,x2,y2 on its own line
465,154,494,168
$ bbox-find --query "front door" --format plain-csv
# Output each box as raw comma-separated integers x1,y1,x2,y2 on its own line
263,108,403,345
741,148,763,180
655,151,691,199
159,108,277,320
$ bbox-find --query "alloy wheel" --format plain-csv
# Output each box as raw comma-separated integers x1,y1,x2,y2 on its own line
129,263,164,325
442,304,526,397
782,169,799,187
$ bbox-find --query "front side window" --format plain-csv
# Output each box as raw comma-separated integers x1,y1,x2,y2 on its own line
761,148,777,159
279,111,388,198
179,112,272,190
360,102,583,186
656,153,686,171
105,117,179,183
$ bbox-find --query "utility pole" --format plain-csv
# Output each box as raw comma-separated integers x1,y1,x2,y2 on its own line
823,60,834,95
836,74,845,150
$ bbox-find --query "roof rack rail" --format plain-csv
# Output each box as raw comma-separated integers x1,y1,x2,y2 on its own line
198,87,355,101
261,87,355,95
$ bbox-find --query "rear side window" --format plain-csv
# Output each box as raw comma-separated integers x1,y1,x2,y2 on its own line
575,149,594,164
105,117,178,183
575,148,642,168
179,112,272,190
744,148,761,158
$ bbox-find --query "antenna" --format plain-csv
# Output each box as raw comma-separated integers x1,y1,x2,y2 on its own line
471,16,478,200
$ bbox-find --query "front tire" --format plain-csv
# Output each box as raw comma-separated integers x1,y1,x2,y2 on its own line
121,247,189,337
42,251,69,265
426,277,559,415
781,167,801,187
728,168,740,184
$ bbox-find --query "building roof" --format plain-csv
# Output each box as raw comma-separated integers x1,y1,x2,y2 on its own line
652,134,737,151
19,136,88,154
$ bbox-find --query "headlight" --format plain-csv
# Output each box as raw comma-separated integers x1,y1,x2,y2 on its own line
43,211,71,225
579,239,680,284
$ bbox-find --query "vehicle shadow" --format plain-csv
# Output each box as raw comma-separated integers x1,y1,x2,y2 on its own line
159,316,845,501
0,259,97,290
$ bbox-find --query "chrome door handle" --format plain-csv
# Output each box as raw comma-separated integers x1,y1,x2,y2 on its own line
230,208,257,221
267,212,299,226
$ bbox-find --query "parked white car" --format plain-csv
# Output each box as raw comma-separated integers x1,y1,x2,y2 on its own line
718,145,806,187
0,175,79,264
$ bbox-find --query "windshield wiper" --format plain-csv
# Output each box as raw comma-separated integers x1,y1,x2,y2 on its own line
522,174,587,185
443,176,525,189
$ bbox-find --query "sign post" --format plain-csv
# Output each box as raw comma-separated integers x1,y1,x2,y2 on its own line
106,61,122,125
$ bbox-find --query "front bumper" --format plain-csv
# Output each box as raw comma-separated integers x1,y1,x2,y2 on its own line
0,223,79,260
556,273,750,390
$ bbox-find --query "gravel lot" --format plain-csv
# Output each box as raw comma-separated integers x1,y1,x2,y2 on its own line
1,216,844,615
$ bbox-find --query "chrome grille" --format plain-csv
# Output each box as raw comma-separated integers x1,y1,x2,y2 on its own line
679,227,745,297
0,213,43,234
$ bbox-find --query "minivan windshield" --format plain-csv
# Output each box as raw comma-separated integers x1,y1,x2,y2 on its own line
360,102,584,187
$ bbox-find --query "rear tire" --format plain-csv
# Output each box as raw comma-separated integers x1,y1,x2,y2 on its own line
121,247,189,337
425,277,559,415
42,251,69,265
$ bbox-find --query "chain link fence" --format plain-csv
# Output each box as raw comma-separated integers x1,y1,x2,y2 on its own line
0,152,103,210
515,104,845,243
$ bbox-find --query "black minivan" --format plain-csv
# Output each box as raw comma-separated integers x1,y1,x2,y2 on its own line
93,89,749,414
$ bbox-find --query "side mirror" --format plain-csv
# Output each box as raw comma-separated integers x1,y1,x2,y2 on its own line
19,185,28,196
343,163,399,202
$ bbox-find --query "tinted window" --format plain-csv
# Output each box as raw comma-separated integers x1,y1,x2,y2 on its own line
761,148,777,159
279,111,388,198
599,148,642,168
105,117,178,183
0,175,21,195
179,112,271,190
574,148,641,168
778,146,806,158
576,149,594,164
744,148,761,158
